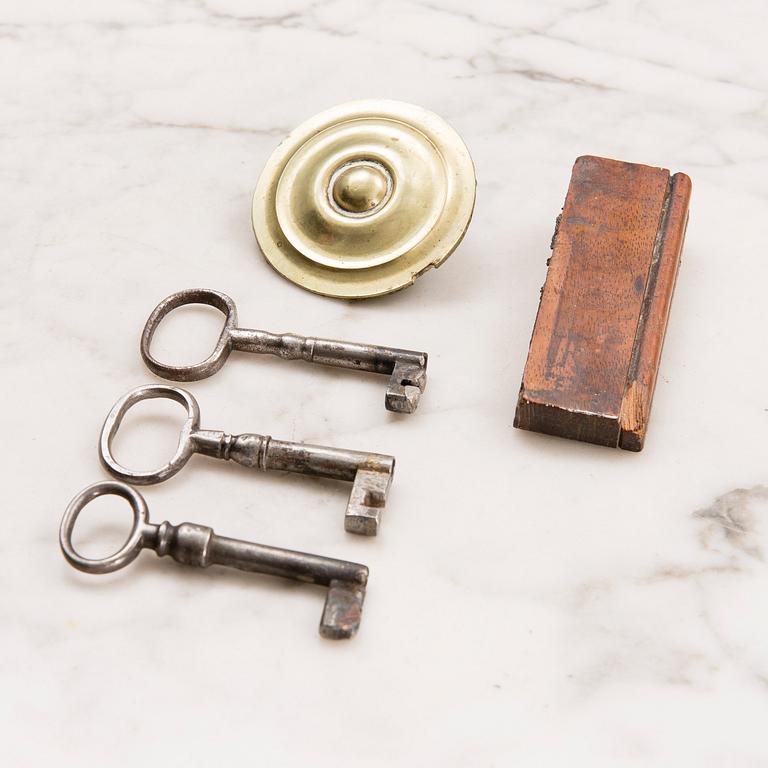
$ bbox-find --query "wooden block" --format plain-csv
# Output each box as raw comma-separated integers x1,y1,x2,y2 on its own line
514,155,692,451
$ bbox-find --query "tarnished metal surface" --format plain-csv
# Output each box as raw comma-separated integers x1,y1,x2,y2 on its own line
141,288,427,413
59,481,368,639
99,384,395,535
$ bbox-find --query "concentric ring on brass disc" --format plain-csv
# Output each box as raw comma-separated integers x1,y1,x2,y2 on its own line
252,100,477,299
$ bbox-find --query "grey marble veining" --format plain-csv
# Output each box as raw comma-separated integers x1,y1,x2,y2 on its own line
3,0,768,764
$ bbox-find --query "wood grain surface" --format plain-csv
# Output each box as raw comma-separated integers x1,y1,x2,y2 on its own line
514,155,692,451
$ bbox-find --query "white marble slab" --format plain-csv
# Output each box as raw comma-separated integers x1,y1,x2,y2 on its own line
3,0,768,764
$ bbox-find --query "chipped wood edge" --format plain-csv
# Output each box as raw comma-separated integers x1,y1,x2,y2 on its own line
618,172,692,451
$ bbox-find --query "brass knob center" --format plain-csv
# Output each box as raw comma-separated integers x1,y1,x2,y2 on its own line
329,160,392,217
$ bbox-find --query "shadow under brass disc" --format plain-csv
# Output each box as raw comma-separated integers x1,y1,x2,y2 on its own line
252,100,477,299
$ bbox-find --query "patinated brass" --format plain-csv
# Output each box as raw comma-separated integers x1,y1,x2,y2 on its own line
252,100,476,299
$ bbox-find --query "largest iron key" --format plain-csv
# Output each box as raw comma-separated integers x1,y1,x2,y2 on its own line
100,384,394,535
60,481,369,638
141,288,428,413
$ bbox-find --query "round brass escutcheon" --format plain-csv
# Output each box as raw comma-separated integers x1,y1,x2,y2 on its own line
252,100,477,299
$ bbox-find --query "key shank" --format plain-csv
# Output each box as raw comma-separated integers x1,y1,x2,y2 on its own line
144,521,366,639
191,430,395,535
229,328,427,413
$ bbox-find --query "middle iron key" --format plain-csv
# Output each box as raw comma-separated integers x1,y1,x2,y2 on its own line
140,288,428,413
100,384,395,535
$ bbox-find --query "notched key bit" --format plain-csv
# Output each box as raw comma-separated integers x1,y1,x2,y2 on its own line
140,288,428,414
59,482,369,639
99,384,395,535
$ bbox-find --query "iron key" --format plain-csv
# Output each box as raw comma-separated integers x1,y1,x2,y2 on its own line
60,481,368,638
140,289,427,413
100,384,395,535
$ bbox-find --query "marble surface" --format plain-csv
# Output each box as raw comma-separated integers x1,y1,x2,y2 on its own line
3,0,768,764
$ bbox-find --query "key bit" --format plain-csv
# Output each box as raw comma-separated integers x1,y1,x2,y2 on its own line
99,384,395,535
60,482,369,639
386,360,428,414
140,288,428,414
